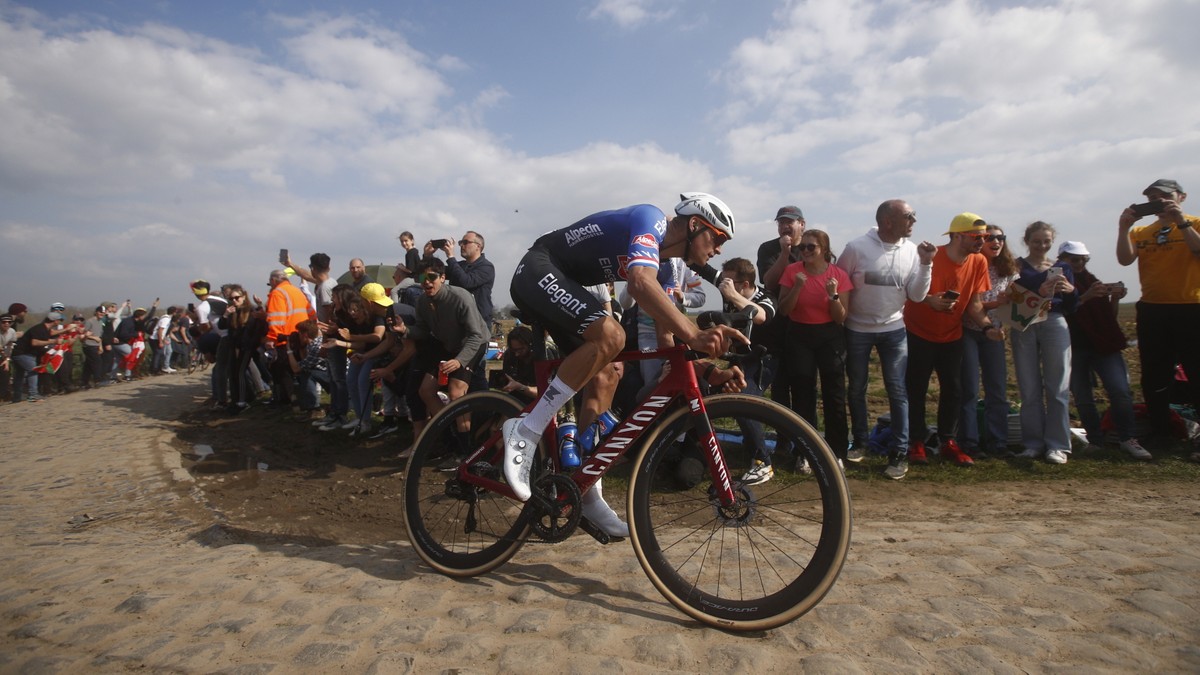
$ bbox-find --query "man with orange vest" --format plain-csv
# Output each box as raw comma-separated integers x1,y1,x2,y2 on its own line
265,269,315,405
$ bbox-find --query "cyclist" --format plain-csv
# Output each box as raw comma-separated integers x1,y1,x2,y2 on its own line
503,192,747,537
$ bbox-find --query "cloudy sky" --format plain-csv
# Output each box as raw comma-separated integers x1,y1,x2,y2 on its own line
2,0,1198,313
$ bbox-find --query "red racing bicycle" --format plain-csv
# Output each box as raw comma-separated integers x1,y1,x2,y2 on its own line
403,324,851,631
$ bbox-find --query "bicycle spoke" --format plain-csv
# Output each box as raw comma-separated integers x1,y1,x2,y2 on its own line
404,392,534,576
629,394,851,630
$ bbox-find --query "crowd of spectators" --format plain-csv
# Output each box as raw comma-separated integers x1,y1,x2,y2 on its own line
1,299,195,403
4,178,1197,477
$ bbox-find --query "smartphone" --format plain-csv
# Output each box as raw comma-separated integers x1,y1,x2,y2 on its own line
431,239,450,249
942,290,961,300
279,248,289,265
1130,202,1166,218
1047,266,1063,279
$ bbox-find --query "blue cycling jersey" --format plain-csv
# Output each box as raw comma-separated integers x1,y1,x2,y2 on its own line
532,204,671,287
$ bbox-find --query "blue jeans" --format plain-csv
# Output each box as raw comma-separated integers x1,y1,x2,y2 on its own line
1011,313,1072,453
347,356,376,421
846,327,908,454
1071,347,1136,443
327,347,349,417
111,343,132,377
960,327,1009,452
10,354,39,402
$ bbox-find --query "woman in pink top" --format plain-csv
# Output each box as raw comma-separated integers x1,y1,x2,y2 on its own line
778,230,854,464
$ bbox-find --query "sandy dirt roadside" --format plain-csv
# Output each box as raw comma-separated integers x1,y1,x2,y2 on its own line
1,373,1198,673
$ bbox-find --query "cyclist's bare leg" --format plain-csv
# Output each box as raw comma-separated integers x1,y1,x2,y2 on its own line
551,316,625,394
576,360,629,537
504,315,624,501
577,361,621,432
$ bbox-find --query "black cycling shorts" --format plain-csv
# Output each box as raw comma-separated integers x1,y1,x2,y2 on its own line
509,246,611,354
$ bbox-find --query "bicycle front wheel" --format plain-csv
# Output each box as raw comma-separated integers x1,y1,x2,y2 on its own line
403,391,536,577
627,394,852,631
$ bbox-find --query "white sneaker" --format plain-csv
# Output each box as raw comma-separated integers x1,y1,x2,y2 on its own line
340,416,359,430
502,418,539,502
318,416,346,432
163,367,177,374
1120,439,1152,461
581,479,629,538
794,457,813,475
1045,449,1069,464
740,460,774,485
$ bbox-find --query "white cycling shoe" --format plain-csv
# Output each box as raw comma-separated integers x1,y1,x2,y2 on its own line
502,418,539,502
581,479,629,539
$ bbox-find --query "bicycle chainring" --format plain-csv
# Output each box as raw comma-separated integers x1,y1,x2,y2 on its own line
528,473,582,543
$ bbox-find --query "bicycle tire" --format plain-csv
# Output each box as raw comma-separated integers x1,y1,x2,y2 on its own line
627,394,852,631
403,390,537,577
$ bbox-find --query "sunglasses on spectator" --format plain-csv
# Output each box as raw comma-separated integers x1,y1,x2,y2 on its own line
230,294,245,300
459,239,479,247
797,243,819,252
984,234,1006,243
1066,255,1089,263
420,272,441,283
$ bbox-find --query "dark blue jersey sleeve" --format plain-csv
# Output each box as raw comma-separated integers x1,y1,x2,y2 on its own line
532,204,668,285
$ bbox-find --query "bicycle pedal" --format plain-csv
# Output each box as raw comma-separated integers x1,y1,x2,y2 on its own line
579,517,623,544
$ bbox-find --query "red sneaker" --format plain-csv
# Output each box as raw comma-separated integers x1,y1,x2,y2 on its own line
908,441,928,464
941,438,975,466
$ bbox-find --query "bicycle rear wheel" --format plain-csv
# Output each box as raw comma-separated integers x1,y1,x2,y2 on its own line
627,394,851,631
403,391,537,577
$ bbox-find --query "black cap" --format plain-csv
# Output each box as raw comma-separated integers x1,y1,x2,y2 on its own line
776,205,804,221
1143,178,1183,196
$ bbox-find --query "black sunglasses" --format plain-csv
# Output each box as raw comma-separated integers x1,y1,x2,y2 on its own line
420,272,441,283
984,235,1006,243
797,243,819,252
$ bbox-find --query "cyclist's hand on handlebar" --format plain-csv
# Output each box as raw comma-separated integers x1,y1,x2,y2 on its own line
688,324,749,358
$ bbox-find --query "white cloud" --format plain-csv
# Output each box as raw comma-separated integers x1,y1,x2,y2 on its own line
588,0,678,29
721,0,1200,176
3,1,1198,311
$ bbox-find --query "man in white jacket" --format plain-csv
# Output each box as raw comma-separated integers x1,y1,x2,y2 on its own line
836,200,935,478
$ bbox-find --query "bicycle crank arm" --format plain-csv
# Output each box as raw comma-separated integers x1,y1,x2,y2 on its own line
579,517,624,545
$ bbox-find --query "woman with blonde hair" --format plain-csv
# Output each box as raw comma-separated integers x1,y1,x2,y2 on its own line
1011,221,1077,464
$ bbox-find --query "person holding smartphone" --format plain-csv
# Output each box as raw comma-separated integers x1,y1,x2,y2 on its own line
900,213,1002,477
1116,179,1200,454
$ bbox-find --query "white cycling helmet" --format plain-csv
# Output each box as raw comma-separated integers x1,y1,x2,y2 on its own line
50,302,66,312
675,192,735,239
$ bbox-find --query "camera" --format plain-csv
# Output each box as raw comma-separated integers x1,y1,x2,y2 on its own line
942,290,961,300
1130,202,1166,218
431,238,450,249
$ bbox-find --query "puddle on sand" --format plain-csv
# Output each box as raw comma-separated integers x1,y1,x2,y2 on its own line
189,443,269,482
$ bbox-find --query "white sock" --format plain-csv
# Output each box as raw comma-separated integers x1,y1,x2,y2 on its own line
520,375,577,436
